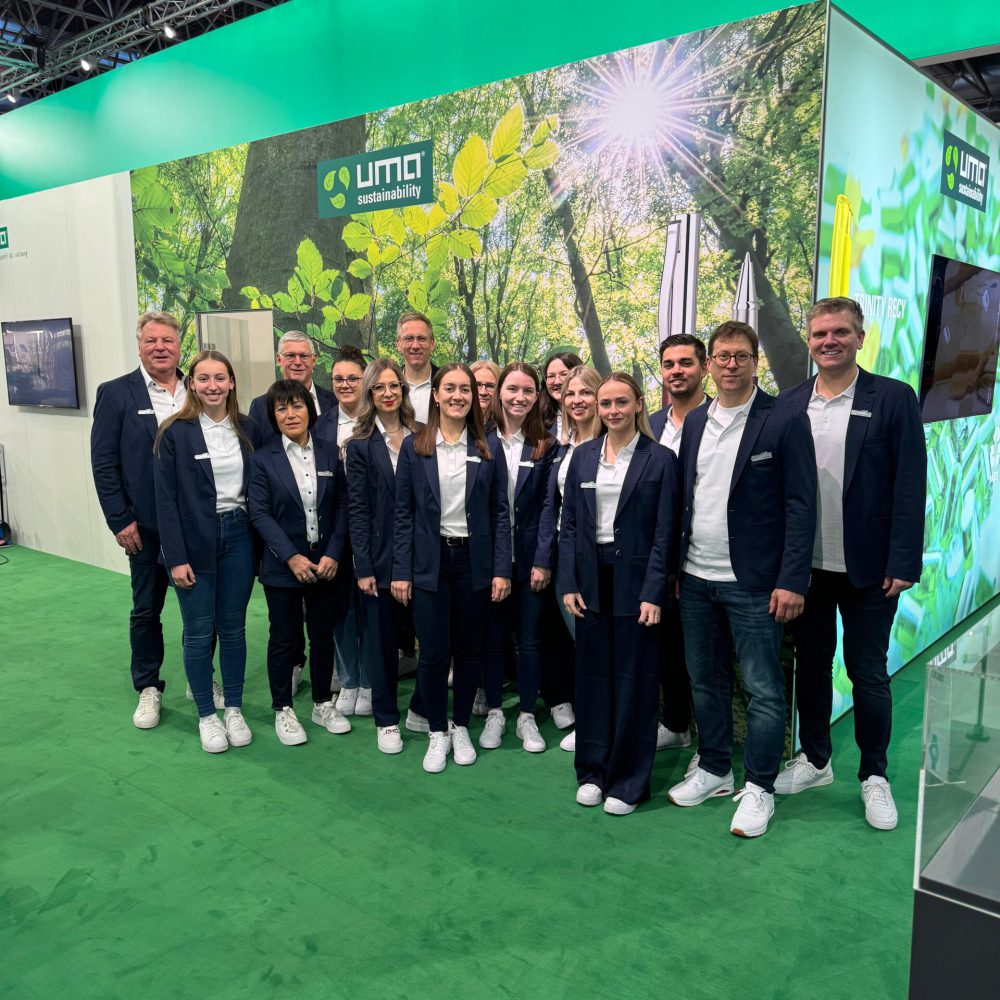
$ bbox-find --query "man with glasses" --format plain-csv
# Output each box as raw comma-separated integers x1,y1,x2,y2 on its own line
667,321,816,838
249,331,337,440
775,297,925,831
395,311,437,423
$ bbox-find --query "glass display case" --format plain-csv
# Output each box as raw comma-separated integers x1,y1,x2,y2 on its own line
909,601,1000,999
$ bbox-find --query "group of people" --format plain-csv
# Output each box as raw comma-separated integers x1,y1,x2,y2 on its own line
90,296,926,838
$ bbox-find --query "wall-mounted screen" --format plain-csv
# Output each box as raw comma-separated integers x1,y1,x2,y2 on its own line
920,256,1000,424
2,317,80,409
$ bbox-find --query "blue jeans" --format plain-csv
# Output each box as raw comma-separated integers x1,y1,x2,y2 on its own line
679,572,786,793
173,510,255,717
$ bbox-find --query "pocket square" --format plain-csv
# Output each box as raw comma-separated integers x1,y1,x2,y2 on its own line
317,470,333,478
194,452,211,460
466,455,482,464
851,409,872,418
581,482,597,489
751,451,772,462
137,408,155,415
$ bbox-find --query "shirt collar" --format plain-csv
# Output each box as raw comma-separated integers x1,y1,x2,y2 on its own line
602,430,640,464
283,433,312,455
708,386,757,419
810,370,859,403
199,412,232,431
501,427,525,446
407,372,432,390
140,364,181,391
436,427,468,448
375,415,409,439
338,407,355,425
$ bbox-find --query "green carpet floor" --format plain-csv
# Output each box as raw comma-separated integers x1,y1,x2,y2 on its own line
0,546,948,999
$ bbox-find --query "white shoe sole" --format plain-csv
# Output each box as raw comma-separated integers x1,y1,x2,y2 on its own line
521,740,546,754
276,727,308,746
200,739,228,754
453,751,477,766
731,820,771,838
405,713,430,733
133,714,160,730
604,798,636,815
774,770,834,795
377,737,404,755
668,778,735,807
423,755,447,773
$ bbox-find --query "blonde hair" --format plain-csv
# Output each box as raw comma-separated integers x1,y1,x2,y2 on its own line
136,311,180,341
598,372,655,441
559,365,603,445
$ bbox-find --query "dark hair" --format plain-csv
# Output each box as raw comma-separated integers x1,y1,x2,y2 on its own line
659,333,707,365
488,362,553,461
266,379,317,434
707,321,759,357
539,351,584,429
335,343,367,369
807,297,864,335
413,363,492,460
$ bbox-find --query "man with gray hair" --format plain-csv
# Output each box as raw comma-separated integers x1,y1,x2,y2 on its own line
248,331,337,439
91,311,188,730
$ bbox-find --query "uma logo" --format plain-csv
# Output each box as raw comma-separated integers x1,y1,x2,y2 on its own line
941,130,989,211
0,227,8,250
318,141,434,219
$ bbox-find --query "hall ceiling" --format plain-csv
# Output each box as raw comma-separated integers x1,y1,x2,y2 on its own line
919,47,1000,125
0,0,287,114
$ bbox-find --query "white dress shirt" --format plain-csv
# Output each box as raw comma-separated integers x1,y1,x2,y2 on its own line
375,416,411,474
684,389,757,581
306,380,320,415
437,428,469,538
407,372,433,424
142,365,186,425
199,413,245,512
336,408,358,448
283,433,319,544
658,395,708,456
499,427,525,561
595,431,640,544
807,373,857,572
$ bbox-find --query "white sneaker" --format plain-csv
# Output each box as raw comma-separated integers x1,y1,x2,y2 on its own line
479,709,506,749
186,680,225,709
656,724,692,750
576,783,603,806
423,730,451,773
550,702,575,730
133,687,162,729
668,767,735,807
861,776,898,830
604,797,636,816
377,725,404,755
223,707,252,747
560,730,576,752
773,752,834,794
355,687,373,716
472,688,489,716
312,700,352,734
516,713,546,753
336,687,359,716
198,714,228,753
405,709,430,733
450,723,477,765
274,706,308,746
684,752,701,778
291,664,304,697
730,783,775,837
330,668,341,695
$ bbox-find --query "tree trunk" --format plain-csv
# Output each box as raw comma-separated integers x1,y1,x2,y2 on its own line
223,117,370,350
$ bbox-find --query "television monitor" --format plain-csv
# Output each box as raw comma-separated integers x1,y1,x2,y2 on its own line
919,256,1000,424
2,317,80,409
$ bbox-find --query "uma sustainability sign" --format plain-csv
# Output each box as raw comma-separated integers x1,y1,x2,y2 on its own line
317,141,434,219
940,130,989,211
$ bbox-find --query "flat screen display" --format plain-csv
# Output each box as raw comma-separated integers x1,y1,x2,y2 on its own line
2,317,80,409
919,256,1000,424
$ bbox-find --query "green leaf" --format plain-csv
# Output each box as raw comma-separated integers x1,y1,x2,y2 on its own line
524,140,558,170
438,181,459,215
453,135,489,197
296,238,325,288
315,268,339,302
343,221,373,252
334,281,351,311
288,274,306,304
331,193,346,210
427,307,449,333
426,233,449,272
483,157,528,198
367,243,381,266
272,291,297,313
338,165,351,189
306,323,321,340
382,213,406,245
348,259,373,279
260,294,274,309
408,281,429,312
343,293,371,320
427,203,448,230
322,304,344,326
491,104,524,161
460,193,499,229
448,231,477,259
323,170,336,192
531,115,559,146
450,229,482,257
404,205,429,235
380,244,401,265
240,285,261,300
429,278,452,304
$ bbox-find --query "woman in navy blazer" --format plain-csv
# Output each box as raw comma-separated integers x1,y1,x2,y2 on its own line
480,362,555,754
558,372,679,814
392,363,512,774
344,358,420,756
153,350,261,754
247,379,352,747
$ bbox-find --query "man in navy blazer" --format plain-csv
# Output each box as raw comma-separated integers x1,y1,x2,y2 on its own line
775,297,926,832
90,311,187,729
248,331,336,441
667,320,817,839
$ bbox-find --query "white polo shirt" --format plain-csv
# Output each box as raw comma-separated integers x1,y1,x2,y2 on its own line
595,432,640,544
437,429,469,538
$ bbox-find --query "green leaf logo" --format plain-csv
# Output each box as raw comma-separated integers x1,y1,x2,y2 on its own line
945,144,956,190
328,165,352,208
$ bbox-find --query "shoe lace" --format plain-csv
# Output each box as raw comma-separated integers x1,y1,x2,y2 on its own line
520,717,541,739
429,732,449,752
138,688,158,708
732,786,765,811
865,781,891,809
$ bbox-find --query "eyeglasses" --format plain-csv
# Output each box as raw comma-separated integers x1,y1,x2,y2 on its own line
399,336,431,346
333,375,362,386
279,352,314,362
545,372,567,383
710,352,755,367
372,382,402,395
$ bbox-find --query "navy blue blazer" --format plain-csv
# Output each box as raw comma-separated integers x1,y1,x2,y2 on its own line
778,368,926,588
557,434,679,616
345,430,401,588
91,367,184,535
248,384,337,443
153,415,261,572
534,441,571,570
487,431,556,583
247,434,348,587
393,434,512,592
676,390,817,595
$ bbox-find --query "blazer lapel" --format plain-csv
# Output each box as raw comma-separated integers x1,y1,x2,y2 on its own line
729,395,769,495
128,369,158,442
615,437,650,520
513,439,534,500
314,437,335,508
271,438,305,510
190,421,216,490
371,431,396,490
465,438,481,504
421,448,441,510
844,370,876,494
581,441,599,525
